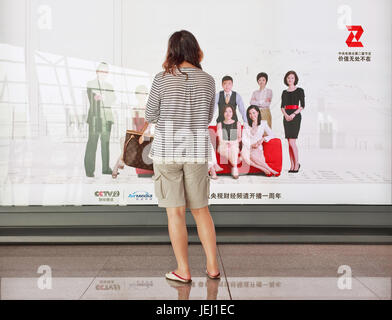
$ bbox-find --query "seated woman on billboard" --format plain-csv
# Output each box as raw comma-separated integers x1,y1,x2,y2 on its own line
216,105,242,179
240,105,279,176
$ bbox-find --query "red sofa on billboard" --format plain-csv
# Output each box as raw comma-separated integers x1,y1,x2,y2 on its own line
208,125,282,176
136,125,282,177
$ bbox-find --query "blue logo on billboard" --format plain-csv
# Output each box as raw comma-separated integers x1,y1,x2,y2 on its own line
128,190,153,200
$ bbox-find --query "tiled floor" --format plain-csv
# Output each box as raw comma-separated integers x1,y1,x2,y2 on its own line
0,244,391,300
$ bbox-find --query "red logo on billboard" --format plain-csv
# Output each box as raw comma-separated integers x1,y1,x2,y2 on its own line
346,25,364,47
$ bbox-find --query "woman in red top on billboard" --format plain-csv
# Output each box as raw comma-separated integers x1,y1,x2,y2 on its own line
280,71,305,173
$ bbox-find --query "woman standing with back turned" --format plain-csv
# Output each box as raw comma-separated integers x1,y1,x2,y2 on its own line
143,30,220,283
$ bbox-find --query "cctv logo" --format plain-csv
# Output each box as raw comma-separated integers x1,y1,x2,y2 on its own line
346,25,364,47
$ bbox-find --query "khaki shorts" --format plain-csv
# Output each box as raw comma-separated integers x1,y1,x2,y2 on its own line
152,162,210,209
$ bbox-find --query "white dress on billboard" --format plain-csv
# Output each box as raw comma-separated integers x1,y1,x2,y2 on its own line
241,120,274,163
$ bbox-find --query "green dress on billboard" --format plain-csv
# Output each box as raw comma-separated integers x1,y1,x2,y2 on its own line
84,79,116,177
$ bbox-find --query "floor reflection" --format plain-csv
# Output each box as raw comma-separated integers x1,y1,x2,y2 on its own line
1,244,391,300
1,276,390,300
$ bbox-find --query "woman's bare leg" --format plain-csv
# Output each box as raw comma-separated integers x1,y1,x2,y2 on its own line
228,143,239,166
250,156,274,174
287,139,295,170
210,141,223,171
228,144,240,177
251,151,278,175
249,149,278,174
166,206,191,279
241,150,271,175
209,166,217,179
217,142,229,165
249,159,271,175
253,159,278,175
289,138,299,170
190,205,220,276
289,147,295,170
209,143,221,179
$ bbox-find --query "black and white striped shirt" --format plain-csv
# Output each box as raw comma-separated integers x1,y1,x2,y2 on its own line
145,67,216,163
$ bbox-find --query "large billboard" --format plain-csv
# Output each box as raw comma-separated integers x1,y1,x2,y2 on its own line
0,0,390,205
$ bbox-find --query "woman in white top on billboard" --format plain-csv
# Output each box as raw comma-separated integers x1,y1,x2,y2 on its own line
240,105,279,176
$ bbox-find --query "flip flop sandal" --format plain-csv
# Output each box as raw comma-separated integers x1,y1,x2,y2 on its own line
165,271,192,283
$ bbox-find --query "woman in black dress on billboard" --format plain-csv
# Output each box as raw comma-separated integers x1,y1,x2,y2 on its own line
280,71,305,173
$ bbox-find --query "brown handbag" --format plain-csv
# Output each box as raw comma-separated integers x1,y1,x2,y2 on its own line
122,130,154,170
